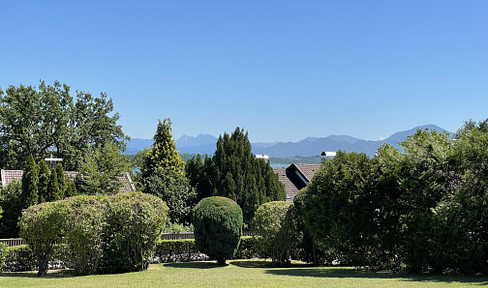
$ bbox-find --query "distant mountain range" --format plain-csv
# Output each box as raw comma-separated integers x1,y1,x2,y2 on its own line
124,124,452,157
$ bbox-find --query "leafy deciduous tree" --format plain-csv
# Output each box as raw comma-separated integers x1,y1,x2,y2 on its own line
0,81,128,171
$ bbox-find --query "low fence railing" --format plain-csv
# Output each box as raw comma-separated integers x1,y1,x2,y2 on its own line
0,238,24,247
1,231,255,247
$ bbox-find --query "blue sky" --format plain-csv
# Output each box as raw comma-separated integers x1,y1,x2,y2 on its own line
1,1,487,142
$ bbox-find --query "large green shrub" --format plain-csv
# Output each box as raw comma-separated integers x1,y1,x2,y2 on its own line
99,192,168,273
64,195,108,275
251,201,302,266
19,201,68,275
192,196,243,265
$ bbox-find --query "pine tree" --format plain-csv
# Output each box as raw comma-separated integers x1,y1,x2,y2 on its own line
141,119,195,224
21,155,39,208
141,118,185,180
38,160,50,203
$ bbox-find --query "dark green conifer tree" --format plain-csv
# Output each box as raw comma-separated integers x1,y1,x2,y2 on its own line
65,181,77,198
38,160,50,203
55,164,67,199
47,169,61,202
193,128,286,223
21,155,39,208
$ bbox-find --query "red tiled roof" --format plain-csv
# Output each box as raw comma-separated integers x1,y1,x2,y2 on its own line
1,170,23,187
1,170,136,193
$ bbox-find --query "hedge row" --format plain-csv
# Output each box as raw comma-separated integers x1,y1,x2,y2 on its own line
1,236,263,271
153,236,260,263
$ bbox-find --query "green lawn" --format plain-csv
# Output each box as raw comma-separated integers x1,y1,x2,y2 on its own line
1,260,486,288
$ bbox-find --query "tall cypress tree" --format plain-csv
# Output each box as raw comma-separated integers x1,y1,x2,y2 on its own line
21,155,39,208
47,169,61,202
38,160,50,203
196,128,286,223
55,164,66,199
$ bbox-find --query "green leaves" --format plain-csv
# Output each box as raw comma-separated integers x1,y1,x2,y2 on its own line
251,201,301,265
0,81,128,171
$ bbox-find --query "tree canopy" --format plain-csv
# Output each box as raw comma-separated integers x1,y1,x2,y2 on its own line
0,81,128,170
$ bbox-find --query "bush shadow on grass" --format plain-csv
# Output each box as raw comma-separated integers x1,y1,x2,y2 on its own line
265,268,488,285
229,260,311,269
163,261,223,269
0,269,75,278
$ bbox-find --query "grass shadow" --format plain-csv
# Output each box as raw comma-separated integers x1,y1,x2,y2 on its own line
229,260,311,269
163,261,223,269
265,268,488,285
0,269,75,278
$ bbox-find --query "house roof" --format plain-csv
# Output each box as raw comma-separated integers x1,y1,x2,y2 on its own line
1,170,136,193
274,163,321,203
292,164,321,182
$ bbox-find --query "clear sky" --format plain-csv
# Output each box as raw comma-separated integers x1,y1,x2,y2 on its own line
1,1,487,142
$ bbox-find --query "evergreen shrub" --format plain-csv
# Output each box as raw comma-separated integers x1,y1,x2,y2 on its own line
192,196,243,265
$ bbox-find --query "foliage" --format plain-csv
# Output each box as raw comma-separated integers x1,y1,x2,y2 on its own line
154,236,258,263
141,118,185,180
47,168,62,202
192,196,243,265
78,143,131,195
432,121,488,274
296,124,488,274
18,201,69,275
187,128,286,223
0,180,22,237
140,119,195,224
37,160,50,203
0,242,7,270
162,222,193,233
2,245,36,272
99,192,169,273
144,167,196,224
154,239,199,263
251,201,302,265
0,81,128,171
21,155,39,208
63,195,108,275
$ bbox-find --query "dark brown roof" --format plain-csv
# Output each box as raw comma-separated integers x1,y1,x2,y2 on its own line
274,163,321,203
293,164,321,182
1,170,136,193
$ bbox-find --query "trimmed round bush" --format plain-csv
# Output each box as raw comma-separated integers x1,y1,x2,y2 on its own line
192,196,243,265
